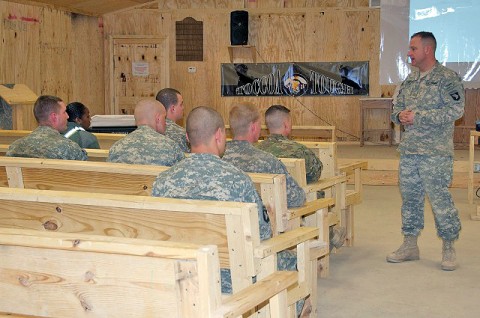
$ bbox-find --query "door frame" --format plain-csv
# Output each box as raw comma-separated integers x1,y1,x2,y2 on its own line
106,35,169,115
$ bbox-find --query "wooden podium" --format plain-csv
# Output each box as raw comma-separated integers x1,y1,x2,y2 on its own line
0,84,38,130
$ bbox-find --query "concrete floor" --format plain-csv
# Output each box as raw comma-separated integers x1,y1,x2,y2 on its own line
317,185,480,318
337,143,471,162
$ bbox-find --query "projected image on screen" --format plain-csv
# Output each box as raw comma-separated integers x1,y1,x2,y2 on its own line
410,0,479,63
409,0,480,83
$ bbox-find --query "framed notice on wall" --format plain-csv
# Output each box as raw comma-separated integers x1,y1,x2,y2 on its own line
221,62,369,97
132,62,149,77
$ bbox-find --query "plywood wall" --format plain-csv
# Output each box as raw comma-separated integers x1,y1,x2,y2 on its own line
2,0,477,144
103,2,379,141
0,1,104,117
157,0,369,9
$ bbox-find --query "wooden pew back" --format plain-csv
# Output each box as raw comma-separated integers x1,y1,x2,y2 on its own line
0,132,338,179
0,128,336,151
0,227,297,318
0,156,290,233
0,129,124,150
0,187,318,315
225,125,336,142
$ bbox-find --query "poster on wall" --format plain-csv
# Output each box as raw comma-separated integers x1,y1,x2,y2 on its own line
132,62,149,77
221,62,369,96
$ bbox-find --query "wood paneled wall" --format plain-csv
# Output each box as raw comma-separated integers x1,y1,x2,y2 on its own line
103,1,379,141
0,1,104,116
1,0,478,144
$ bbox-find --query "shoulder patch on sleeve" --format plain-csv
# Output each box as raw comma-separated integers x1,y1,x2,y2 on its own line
450,91,460,101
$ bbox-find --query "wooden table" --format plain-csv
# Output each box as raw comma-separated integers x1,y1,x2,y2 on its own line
468,130,480,220
359,97,393,146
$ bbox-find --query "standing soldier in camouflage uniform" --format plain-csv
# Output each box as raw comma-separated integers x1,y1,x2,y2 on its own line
256,104,323,184
155,88,190,152
107,98,185,166
223,102,306,208
151,107,307,315
387,32,464,271
7,95,88,160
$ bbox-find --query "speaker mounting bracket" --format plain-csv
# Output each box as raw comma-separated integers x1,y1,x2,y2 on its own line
228,45,256,63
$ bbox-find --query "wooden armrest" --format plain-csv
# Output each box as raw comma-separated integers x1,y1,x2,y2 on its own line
338,160,368,174
304,174,347,193
213,271,297,318
85,148,109,158
254,227,319,258
0,313,42,318
288,197,334,219
328,211,340,227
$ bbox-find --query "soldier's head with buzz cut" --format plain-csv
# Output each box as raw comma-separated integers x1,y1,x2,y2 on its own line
229,102,262,143
265,104,292,137
186,106,226,156
134,98,167,135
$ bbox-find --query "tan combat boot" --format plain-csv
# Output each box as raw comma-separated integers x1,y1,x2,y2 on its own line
441,240,457,271
386,235,420,263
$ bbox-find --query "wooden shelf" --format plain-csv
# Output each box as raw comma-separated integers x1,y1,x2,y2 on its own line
228,45,256,63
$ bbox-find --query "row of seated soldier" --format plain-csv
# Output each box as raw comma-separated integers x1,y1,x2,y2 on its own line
5,89,344,318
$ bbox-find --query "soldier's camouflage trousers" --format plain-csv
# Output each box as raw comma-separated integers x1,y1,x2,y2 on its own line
399,154,461,241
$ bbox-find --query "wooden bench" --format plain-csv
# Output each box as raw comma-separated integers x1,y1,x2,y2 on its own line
311,142,367,248
280,142,368,248
225,125,336,142
0,134,362,192
0,138,358,282
0,127,336,151
80,142,352,244
0,227,297,317
0,139,363,234
0,155,335,237
0,137,344,242
283,158,365,248
0,155,333,283
0,129,123,150
0,186,319,317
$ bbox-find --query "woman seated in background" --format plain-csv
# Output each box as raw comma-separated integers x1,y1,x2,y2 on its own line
62,102,100,149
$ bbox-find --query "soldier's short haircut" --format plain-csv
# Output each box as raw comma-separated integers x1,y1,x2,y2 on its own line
33,95,63,124
155,88,181,111
411,31,437,53
265,104,291,130
134,98,164,125
187,106,225,146
229,102,259,137
155,88,182,111
66,102,87,122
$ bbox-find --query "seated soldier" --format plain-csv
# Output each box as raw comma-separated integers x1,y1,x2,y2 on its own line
256,104,322,184
107,98,185,166
62,101,100,149
150,106,308,316
155,88,190,152
257,104,345,250
223,102,306,208
6,95,87,160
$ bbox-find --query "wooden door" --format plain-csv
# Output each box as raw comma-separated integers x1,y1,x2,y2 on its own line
110,36,169,115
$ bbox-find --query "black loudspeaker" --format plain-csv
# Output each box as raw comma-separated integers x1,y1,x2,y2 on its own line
230,11,248,45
